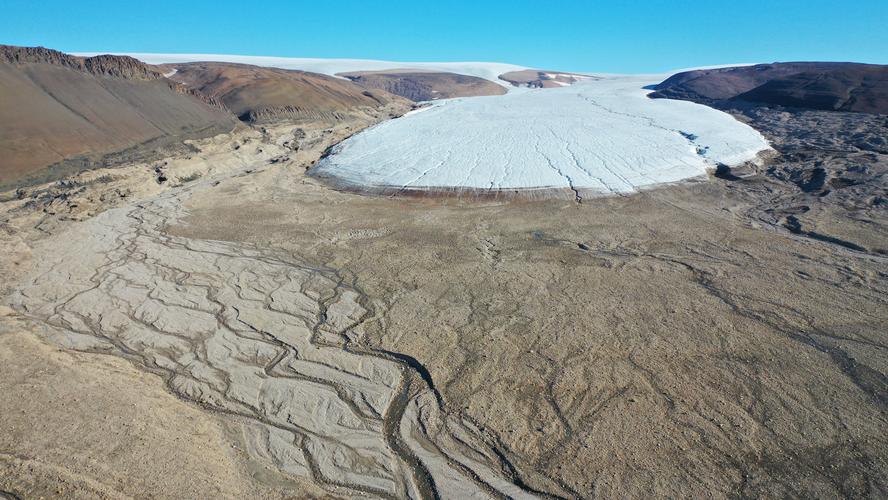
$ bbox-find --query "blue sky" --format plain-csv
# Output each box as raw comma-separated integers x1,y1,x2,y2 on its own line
2,0,886,73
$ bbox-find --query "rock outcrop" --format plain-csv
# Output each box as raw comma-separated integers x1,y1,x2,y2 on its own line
0,45,163,80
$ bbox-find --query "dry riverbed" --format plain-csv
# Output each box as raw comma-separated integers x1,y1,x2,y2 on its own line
2,106,887,498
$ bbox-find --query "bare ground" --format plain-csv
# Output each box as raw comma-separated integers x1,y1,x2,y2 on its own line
1,104,886,498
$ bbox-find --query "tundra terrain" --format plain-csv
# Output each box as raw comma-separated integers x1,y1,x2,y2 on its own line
0,48,886,499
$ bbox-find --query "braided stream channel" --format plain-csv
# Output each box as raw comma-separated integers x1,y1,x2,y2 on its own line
11,164,543,499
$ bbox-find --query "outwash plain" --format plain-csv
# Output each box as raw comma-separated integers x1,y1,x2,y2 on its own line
1,46,887,499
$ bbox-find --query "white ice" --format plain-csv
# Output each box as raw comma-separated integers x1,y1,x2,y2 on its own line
312,75,771,194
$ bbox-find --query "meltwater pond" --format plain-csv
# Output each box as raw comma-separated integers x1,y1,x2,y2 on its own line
312,75,770,196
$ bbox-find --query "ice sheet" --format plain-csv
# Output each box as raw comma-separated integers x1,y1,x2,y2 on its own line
77,52,528,88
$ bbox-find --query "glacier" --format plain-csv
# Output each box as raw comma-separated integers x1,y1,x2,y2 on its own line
312,75,771,196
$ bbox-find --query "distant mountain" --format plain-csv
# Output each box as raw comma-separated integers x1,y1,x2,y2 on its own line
0,45,235,187
166,62,409,123
650,62,888,114
337,70,506,101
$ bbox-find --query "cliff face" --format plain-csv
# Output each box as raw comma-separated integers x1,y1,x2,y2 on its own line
651,62,888,114
0,45,163,80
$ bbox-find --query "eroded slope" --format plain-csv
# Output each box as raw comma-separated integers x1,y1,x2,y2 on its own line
0,45,236,188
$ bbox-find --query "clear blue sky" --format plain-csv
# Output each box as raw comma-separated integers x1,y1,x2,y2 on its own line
2,0,886,73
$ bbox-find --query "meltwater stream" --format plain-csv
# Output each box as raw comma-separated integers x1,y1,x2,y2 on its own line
10,166,541,499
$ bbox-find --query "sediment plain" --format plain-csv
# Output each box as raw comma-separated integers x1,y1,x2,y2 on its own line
1,70,887,499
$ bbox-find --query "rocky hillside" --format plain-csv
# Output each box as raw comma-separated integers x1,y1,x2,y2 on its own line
0,46,417,188
0,45,164,80
651,62,888,114
0,45,237,188
168,62,411,123
338,70,506,101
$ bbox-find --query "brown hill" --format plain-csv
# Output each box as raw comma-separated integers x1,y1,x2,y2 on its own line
736,67,888,114
168,62,410,122
0,45,236,188
337,70,506,101
651,62,888,114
